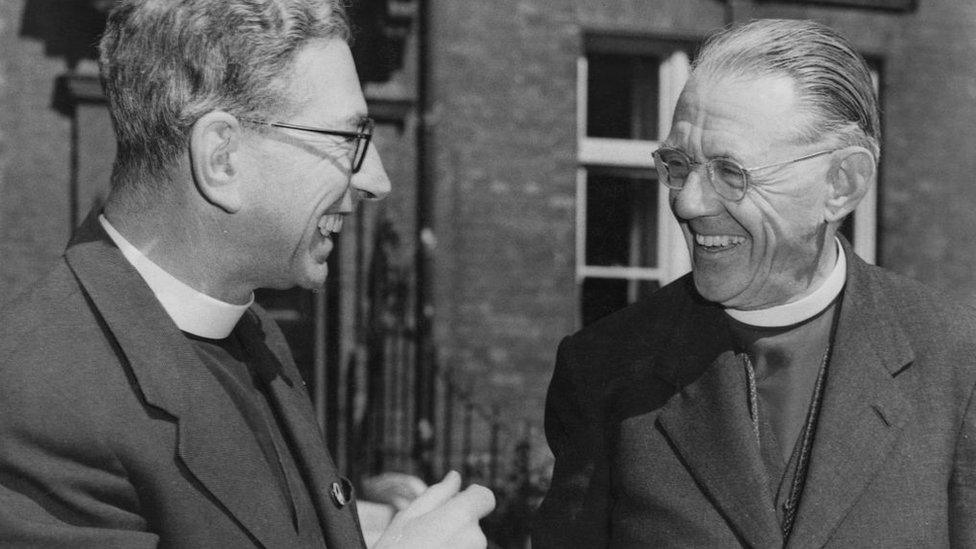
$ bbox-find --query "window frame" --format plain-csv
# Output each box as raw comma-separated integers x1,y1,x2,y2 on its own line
575,46,692,326
575,37,880,327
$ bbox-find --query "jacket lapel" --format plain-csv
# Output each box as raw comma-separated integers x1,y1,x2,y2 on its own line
238,314,367,549
655,298,784,548
64,212,295,549
787,247,915,547
657,352,783,548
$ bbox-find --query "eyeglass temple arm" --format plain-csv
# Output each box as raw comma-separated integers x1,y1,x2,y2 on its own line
746,149,837,172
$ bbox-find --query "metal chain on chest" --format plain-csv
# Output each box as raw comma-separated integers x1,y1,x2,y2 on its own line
742,346,831,541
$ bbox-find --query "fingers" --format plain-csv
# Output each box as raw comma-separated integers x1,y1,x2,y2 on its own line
418,483,495,539
390,496,413,512
361,472,428,510
447,526,489,549
374,474,495,549
450,484,496,520
397,470,461,518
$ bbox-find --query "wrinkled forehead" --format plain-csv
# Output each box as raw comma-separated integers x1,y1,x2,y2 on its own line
669,72,816,157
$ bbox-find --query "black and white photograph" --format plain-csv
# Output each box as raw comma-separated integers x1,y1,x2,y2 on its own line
1,0,974,547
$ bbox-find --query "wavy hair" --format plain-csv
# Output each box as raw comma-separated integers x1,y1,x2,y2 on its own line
693,19,880,162
98,0,350,191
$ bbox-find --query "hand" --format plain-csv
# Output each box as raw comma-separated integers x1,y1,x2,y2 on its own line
373,470,495,549
361,472,429,511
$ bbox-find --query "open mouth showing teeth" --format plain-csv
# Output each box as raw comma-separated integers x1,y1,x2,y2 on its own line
695,233,746,249
318,214,343,236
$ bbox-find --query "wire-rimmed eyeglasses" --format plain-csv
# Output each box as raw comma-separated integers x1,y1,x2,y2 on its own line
241,117,375,174
652,146,838,201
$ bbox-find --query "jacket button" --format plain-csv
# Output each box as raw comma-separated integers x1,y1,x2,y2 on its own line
331,479,352,508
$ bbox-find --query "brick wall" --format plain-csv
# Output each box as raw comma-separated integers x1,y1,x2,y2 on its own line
875,1,976,291
5,0,976,460
429,0,581,433
0,0,75,298
426,0,976,441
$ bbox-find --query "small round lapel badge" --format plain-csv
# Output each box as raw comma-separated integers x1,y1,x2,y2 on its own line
331,478,353,508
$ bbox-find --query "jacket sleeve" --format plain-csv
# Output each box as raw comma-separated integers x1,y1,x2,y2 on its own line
0,488,159,549
0,361,159,548
950,379,976,547
532,336,612,549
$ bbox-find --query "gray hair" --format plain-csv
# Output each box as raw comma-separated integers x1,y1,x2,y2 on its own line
692,19,880,161
98,0,350,192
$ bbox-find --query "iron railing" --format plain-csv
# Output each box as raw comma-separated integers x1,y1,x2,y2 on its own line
343,219,549,547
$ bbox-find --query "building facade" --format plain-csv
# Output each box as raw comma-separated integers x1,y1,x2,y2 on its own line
3,1,976,534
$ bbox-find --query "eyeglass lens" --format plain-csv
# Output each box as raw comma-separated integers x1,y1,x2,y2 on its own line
654,149,748,200
352,119,374,173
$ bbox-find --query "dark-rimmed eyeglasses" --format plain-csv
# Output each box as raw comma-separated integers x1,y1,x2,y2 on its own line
241,117,375,174
652,146,838,201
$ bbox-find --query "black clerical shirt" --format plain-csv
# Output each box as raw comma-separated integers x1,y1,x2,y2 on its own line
188,330,328,547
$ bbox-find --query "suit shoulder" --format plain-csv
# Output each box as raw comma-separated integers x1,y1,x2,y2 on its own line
566,274,699,350
0,260,103,361
866,262,976,339
0,263,139,451
556,275,704,379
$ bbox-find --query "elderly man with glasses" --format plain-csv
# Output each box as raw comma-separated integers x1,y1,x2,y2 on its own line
0,1,493,547
534,19,976,548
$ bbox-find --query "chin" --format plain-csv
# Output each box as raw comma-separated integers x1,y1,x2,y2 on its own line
295,265,330,290
692,271,746,307
295,275,328,291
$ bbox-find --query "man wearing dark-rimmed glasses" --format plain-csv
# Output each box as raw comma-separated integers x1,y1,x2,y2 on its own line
241,116,375,174
0,0,494,547
535,18,976,548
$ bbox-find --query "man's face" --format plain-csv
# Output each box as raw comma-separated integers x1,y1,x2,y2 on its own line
665,74,835,310
239,38,391,291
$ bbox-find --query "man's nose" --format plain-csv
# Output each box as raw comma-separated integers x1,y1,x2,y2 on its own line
670,168,722,220
351,145,391,201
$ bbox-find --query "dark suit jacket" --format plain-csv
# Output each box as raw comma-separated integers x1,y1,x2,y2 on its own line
534,242,976,548
0,213,365,548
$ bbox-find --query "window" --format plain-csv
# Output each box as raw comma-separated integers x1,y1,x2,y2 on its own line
846,62,882,264
755,0,915,10
576,37,693,326
576,36,881,327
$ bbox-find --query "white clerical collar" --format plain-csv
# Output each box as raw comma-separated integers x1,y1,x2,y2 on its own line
725,237,846,328
99,215,252,339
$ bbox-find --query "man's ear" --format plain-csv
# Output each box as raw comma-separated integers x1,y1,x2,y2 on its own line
189,111,244,213
824,146,875,223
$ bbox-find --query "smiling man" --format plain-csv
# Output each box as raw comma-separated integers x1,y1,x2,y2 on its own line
0,1,493,547
534,19,976,547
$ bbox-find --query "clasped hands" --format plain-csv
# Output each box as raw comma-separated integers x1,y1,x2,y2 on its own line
368,470,495,549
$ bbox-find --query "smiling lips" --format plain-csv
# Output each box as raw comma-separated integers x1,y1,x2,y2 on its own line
695,233,746,250
318,214,343,237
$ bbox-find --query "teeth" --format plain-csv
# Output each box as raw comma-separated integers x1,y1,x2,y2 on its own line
695,234,746,248
318,215,343,236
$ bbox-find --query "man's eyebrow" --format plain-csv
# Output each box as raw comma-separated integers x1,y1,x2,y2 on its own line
660,142,693,154
311,113,369,130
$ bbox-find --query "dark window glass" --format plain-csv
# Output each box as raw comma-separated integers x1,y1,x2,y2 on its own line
585,168,657,268
587,53,659,140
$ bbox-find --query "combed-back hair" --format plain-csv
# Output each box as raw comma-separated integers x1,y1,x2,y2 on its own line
692,19,880,162
98,0,350,192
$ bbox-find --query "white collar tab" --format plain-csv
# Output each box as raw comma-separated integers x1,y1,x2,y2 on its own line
725,238,846,328
99,215,252,339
